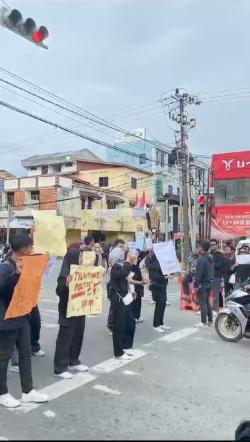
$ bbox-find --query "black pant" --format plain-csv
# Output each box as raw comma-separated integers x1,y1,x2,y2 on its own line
107,305,114,330
133,294,142,320
198,285,213,324
0,320,33,395
29,306,41,353
54,316,85,374
152,287,167,328
111,298,136,357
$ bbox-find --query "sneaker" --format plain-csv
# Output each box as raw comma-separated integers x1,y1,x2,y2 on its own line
0,393,20,408
160,325,171,331
54,371,73,379
193,323,208,328
32,349,45,357
136,318,144,323
153,326,165,333
123,349,133,356
21,389,48,404
166,301,171,306
9,365,19,373
149,301,156,305
116,353,131,360
208,322,214,327
196,311,201,315
69,364,89,372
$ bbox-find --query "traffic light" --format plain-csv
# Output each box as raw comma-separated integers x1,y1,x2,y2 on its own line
0,7,49,49
197,195,205,216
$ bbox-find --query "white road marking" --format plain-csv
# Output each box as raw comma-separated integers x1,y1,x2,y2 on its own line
0,437,9,440
93,384,121,395
13,373,97,413
91,349,146,374
193,337,203,341
43,410,56,418
159,327,198,343
40,299,58,304
10,327,199,414
123,370,141,376
40,309,57,315
42,322,58,329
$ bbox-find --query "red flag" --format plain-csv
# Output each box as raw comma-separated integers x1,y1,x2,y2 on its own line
141,191,146,209
135,194,139,208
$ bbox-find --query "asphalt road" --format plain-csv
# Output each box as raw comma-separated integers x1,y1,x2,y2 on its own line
0,259,249,440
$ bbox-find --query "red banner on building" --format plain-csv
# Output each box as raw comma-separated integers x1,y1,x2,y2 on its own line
211,205,250,239
211,150,250,181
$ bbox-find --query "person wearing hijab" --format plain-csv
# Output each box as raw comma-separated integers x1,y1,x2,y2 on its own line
53,236,98,379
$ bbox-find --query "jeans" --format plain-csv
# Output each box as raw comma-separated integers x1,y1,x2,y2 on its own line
54,316,85,374
0,320,33,395
152,287,167,328
198,285,213,324
213,277,221,312
111,298,136,357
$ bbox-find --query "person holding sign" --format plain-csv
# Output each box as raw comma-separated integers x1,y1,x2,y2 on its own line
108,251,137,359
145,250,171,333
54,236,98,379
0,234,48,408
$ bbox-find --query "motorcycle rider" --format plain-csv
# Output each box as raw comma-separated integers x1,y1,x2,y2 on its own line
194,241,214,328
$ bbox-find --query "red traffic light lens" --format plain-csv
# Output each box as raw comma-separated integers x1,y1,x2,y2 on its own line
32,31,43,43
197,195,205,204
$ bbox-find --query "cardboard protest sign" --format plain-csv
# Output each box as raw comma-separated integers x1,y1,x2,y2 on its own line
153,241,181,275
236,254,250,265
67,265,104,318
32,211,67,257
5,254,49,319
79,251,96,266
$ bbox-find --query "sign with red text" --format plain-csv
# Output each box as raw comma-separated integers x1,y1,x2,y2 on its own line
67,265,104,318
211,150,250,181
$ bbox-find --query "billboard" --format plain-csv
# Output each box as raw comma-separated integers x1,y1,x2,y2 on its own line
211,205,250,239
211,150,250,181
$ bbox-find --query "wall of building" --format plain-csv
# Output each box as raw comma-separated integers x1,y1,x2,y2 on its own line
77,165,153,205
26,162,77,177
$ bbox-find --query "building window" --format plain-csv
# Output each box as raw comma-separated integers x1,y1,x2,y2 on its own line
156,150,161,166
107,200,117,209
30,191,40,201
30,166,37,171
41,165,48,175
65,162,73,168
168,185,173,195
131,178,137,189
52,164,62,173
7,192,14,206
81,197,93,209
160,153,165,167
177,187,180,195
99,177,109,187
139,153,146,164
155,179,163,200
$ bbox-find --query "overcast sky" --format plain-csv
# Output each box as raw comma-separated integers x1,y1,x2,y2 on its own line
0,0,250,175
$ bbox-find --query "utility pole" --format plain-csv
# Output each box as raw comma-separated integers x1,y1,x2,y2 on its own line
6,203,14,244
165,89,201,269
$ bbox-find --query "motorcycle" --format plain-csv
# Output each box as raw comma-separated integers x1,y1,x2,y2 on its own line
215,278,250,342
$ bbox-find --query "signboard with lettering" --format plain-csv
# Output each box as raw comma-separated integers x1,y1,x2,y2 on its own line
67,266,104,317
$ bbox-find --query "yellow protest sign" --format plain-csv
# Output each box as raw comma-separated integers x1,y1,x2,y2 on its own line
32,211,67,257
67,265,104,318
5,254,49,320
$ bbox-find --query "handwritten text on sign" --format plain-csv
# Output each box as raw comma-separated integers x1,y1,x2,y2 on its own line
5,254,49,320
67,265,104,318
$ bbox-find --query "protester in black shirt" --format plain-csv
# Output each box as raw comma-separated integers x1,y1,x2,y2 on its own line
132,250,148,323
108,252,137,359
194,241,214,328
54,236,98,379
0,234,48,408
223,245,236,296
209,239,226,314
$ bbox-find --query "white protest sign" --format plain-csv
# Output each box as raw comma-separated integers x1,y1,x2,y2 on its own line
128,242,137,253
236,254,250,265
153,241,181,275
